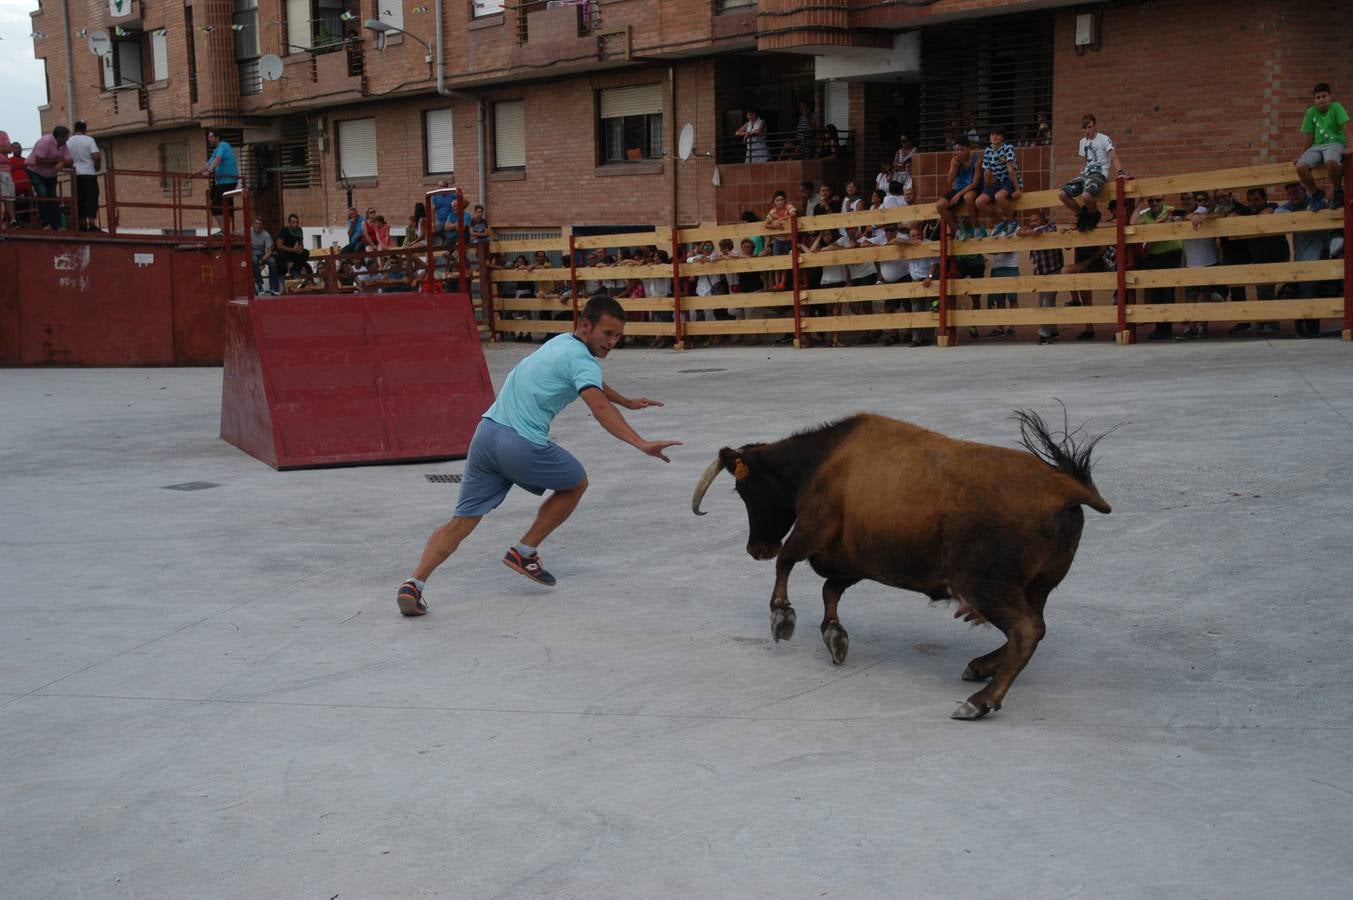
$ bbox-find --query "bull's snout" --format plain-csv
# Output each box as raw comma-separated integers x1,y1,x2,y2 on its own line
747,542,781,561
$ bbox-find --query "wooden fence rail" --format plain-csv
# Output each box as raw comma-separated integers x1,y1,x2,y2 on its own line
482,162,1351,346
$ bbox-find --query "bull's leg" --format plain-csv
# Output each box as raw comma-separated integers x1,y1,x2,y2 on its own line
961,644,1007,682
769,528,817,642
820,577,859,665
952,600,1046,720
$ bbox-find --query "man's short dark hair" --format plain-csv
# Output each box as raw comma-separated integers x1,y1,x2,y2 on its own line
989,125,1004,137
73,121,87,133
1314,82,1331,95
581,294,625,324
800,179,816,193
741,210,758,223
1248,186,1268,200
52,125,70,141
1081,113,1096,127
888,180,905,195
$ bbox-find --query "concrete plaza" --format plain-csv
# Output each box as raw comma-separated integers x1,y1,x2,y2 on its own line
2,336,1351,899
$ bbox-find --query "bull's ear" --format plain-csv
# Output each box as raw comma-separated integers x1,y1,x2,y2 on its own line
719,447,751,481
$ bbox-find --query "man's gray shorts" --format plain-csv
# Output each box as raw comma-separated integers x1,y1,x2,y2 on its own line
1299,142,1345,168
454,417,586,518
1063,169,1107,198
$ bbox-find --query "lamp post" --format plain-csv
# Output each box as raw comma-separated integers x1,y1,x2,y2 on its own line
362,19,433,70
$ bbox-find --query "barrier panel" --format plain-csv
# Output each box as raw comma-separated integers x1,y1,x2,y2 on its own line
218,187,495,469
486,161,1350,346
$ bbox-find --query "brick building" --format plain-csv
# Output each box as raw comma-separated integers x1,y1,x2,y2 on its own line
27,0,1353,242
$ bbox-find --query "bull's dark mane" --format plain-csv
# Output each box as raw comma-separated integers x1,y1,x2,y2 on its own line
756,415,866,485
1013,405,1116,491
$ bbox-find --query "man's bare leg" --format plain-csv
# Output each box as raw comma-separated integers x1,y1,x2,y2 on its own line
519,478,588,548
413,515,483,582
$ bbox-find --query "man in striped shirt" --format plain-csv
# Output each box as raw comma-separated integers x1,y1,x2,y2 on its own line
973,126,1023,233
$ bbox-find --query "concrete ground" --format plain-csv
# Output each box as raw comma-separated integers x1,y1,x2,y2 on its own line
2,336,1352,899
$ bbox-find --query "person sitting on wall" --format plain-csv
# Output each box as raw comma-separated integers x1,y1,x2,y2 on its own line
275,213,311,276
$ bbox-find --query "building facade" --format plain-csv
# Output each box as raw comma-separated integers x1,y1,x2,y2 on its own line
27,0,1353,240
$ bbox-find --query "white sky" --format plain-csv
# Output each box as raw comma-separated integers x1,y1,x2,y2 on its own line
0,0,52,148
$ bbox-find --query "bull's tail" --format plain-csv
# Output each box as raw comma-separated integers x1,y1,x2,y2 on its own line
1013,405,1115,514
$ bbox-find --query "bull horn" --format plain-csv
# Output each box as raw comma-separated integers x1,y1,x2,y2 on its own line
691,456,725,516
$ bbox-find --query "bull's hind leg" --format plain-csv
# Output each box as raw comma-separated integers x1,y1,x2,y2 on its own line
961,644,1007,682
820,577,859,665
951,592,1046,720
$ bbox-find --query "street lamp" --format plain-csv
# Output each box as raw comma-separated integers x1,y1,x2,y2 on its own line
363,19,433,64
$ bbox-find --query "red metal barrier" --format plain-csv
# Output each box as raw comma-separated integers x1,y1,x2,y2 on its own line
0,235,230,366
220,291,495,469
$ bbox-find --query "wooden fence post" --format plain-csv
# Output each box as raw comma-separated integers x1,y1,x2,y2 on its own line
671,231,685,348
1116,174,1130,344
937,224,952,347
568,229,579,326
790,215,804,348
1343,162,1351,342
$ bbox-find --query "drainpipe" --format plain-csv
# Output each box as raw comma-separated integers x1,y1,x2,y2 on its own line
669,65,677,232
435,0,486,206
60,0,77,123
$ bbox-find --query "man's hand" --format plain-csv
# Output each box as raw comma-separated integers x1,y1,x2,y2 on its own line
623,397,663,410
637,439,681,462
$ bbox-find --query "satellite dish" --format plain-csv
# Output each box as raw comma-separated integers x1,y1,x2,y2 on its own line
87,31,111,57
677,122,695,161
258,54,284,82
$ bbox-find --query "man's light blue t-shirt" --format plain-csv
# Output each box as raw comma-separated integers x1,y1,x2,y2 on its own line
485,333,603,447
209,141,238,184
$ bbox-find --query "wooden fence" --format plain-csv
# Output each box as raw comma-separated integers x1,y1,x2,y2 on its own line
483,162,1352,346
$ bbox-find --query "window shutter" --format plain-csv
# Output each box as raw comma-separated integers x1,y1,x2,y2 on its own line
378,1,403,30
494,100,525,169
152,30,169,82
425,108,454,174
285,0,310,51
599,84,663,119
473,0,505,16
338,118,378,178
824,81,849,133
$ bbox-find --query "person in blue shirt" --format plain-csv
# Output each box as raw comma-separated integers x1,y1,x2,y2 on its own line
197,129,238,235
341,207,366,254
395,294,680,615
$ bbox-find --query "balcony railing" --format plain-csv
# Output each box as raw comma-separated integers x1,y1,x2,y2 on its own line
715,128,855,166
515,0,601,45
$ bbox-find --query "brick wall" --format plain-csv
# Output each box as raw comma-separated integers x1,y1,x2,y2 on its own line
1050,0,1353,183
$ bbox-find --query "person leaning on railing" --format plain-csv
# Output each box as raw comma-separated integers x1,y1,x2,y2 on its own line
1275,182,1331,338
1225,187,1289,336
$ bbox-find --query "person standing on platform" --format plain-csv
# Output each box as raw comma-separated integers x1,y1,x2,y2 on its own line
66,122,102,231
394,294,680,616
197,129,239,235
27,125,72,229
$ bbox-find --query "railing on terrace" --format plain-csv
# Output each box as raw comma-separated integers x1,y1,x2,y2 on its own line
716,129,855,166
0,167,219,239
486,161,1352,346
514,0,601,45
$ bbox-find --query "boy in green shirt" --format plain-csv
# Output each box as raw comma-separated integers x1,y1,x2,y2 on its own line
1295,82,1352,208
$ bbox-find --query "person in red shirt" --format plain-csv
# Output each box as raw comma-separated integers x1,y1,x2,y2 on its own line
9,142,33,226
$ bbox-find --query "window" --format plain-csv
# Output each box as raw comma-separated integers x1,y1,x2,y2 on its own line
151,29,169,83
379,1,403,31
285,0,311,52
716,0,757,10
337,118,378,179
234,0,261,95
280,116,318,188
184,7,198,102
474,0,506,16
424,108,455,175
917,14,1053,150
41,58,50,106
493,100,525,170
102,30,145,89
598,84,663,163
158,141,192,194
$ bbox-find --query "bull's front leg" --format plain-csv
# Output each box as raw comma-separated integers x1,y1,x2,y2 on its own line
769,529,813,642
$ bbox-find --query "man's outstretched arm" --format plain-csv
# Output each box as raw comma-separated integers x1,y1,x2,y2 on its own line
581,386,680,462
602,382,663,410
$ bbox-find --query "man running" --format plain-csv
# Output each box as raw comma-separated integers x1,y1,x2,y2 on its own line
396,294,680,616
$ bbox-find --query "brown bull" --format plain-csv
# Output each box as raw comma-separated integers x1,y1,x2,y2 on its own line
691,410,1112,720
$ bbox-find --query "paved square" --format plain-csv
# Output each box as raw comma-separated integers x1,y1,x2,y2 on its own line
3,338,1351,898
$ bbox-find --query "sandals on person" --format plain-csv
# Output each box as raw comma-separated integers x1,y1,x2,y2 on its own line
396,580,427,617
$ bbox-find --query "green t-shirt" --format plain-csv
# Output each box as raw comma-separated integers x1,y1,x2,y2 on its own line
1301,101,1349,146
1140,206,1182,255
955,223,988,266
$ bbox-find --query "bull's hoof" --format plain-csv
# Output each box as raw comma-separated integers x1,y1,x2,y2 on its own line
961,663,991,682
821,623,849,665
770,606,796,642
951,699,994,720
